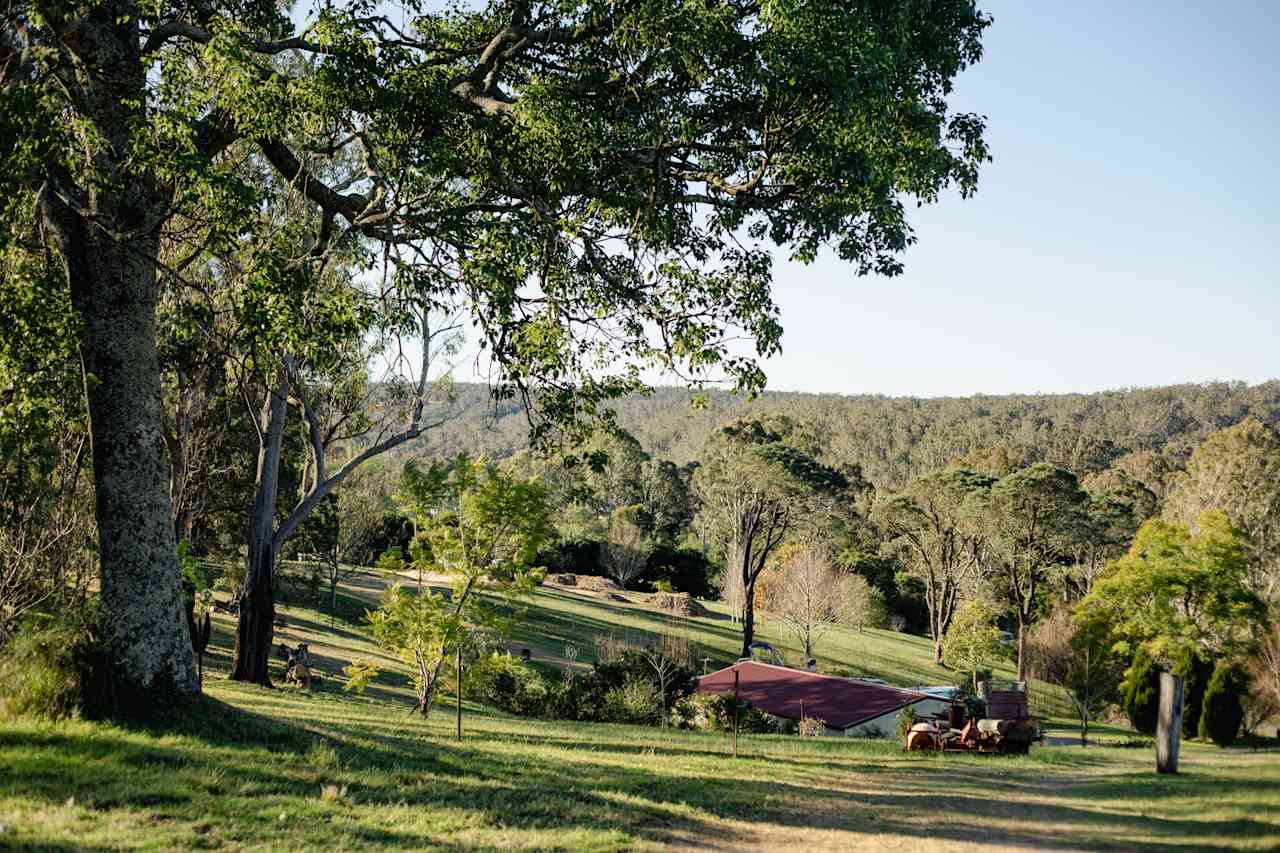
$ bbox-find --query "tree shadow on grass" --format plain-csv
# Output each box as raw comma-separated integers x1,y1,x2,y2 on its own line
4,697,1277,851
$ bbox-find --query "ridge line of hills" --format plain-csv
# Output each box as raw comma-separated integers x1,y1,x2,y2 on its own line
404,379,1280,492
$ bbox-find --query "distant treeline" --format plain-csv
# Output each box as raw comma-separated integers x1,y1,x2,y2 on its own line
410,380,1280,491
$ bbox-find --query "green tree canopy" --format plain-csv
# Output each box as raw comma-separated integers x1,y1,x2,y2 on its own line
375,455,552,716
1079,511,1264,665
980,463,1088,680
941,599,1004,692
2,0,992,699
695,416,864,656
873,468,993,663
1165,418,1280,602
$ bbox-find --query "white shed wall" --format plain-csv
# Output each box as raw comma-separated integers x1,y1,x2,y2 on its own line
840,697,951,738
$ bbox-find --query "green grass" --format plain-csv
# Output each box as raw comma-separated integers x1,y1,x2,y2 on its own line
389,579,1079,720
3,581,1278,850
3,678,1279,851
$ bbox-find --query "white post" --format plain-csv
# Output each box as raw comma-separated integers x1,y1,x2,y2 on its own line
1156,672,1184,774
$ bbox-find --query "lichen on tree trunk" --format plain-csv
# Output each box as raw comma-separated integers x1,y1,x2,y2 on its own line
32,0,197,709
58,221,198,704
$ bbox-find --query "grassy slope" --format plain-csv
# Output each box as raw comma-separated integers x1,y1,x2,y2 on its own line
425,580,1079,722
3,582,1279,851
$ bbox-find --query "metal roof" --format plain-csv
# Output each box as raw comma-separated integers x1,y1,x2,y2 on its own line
696,661,935,729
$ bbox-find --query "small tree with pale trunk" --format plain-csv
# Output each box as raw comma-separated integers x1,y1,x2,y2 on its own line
369,455,551,716
775,541,842,661
941,600,1005,692
1028,606,1123,745
602,505,650,590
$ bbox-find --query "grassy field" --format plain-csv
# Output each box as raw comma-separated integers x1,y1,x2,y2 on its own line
320,570,1080,720
3,578,1278,851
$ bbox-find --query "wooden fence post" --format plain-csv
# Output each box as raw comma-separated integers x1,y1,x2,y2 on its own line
732,668,740,759
1156,672,1184,774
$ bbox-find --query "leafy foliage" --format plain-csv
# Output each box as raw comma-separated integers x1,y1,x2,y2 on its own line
1029,607,1123,743
1081,511,1264,664
874,468,992,660
941,600,1006,691
369,455,551,715
1172,649,1214,741
1122,648,1161,736
1198,661,1247,747
1164,418,1280,601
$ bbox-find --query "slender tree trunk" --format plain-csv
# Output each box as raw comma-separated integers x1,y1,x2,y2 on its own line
740,575,756,658
420,654,447,718
1017,617,1029,681
934,636,944,664
231,373,288,684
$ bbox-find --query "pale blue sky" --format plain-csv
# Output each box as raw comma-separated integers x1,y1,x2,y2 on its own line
419,2,1278,397
759,0,1280,396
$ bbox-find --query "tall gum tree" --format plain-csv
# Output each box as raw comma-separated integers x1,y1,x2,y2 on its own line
874,468,994,664
695,417,863,658
980,463,1088,681
2,0,990,700
1164,419,1280,603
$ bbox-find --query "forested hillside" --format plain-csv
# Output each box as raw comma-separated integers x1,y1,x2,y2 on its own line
415,381,1280,492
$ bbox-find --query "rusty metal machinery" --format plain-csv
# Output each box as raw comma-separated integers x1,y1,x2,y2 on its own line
903,681,1040,755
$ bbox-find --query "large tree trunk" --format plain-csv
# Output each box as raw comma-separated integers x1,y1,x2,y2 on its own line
55,215,198,704
36,3,197,708
230,375,288,684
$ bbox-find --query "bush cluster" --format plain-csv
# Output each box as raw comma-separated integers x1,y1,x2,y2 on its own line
533,537,716,597
1118,649,1250,746
679,693,793,733
0,610,104,720
467,648,698,726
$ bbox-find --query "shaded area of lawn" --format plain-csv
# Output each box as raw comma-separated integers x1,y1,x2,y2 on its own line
3,680,1278,851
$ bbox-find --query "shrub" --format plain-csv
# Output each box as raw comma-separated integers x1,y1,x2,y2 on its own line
544,675,589,721
1122,649,1161,736
535,536,602,576
685,693,775,733
466,653,549,717
652,579,674,593
1198,661,1246,747
341,660,380,695
896,705,919,740
799,716,827,737
604,677,660,725
1173,649,1213,740
0,611,103,720
375,548,406,575
588,650,696,719
640,546,716,597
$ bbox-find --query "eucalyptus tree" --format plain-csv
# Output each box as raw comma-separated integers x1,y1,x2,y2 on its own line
980,464,1088,680
2,0,990,700
1164,419,1280,602
873,468,994,663
1068,468,1158,597
695,417,862,657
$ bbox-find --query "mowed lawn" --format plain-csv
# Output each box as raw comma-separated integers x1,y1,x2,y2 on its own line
3,581,1279,851
3,680,1279,851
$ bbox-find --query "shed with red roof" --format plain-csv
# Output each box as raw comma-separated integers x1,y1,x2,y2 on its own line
697,661,950,737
